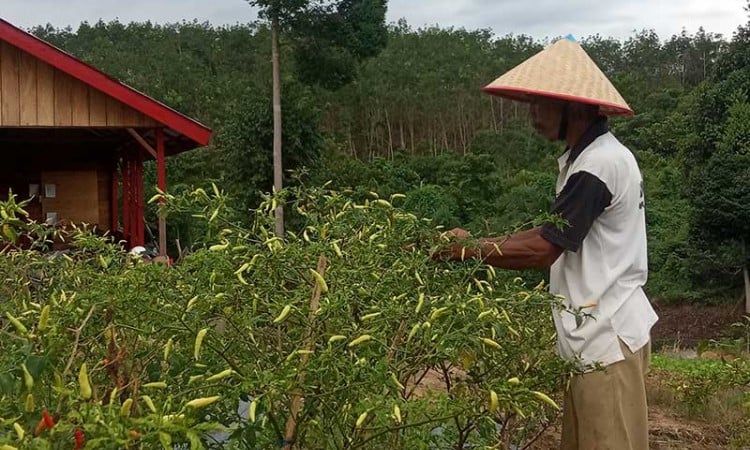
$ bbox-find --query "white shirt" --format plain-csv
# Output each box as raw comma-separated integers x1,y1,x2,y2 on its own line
542,127,658,370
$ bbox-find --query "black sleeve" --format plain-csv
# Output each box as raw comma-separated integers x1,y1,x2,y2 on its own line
540,171,613,252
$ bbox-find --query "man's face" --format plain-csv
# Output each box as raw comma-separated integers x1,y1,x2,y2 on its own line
530,98,564,141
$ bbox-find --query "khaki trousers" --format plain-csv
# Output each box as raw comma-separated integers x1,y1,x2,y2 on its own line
560,340,651,450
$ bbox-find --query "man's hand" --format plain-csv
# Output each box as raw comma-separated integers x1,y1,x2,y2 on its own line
446,227,471,240
431,227,473,261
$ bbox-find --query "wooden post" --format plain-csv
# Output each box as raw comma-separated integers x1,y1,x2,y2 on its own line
744,265,749,315
271,16,284,237
128,154,135,244
122,155,131,244
156,128,167,257
283,256,327,450
111,160,119,233
134,149,145,246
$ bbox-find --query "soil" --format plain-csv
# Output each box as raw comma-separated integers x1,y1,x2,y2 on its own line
529,406,729,450
529,301,747,450
412,302,747,449
650,300,746,348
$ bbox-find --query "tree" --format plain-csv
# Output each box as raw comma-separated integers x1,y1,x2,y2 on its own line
714,1,750,80
689,100,750,311
247,0,388,236
220,84,323,218
246,1,307,236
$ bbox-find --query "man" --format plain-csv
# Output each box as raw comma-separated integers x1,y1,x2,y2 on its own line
435,38,659,450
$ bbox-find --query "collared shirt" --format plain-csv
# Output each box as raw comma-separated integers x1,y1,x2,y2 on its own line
540,117,659,370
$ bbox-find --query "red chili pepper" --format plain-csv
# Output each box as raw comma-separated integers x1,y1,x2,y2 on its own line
34,418,46,437
42,409,56,429
74,428,85,450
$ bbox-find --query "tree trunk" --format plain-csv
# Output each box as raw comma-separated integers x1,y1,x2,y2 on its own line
500,97,505,130
271,17,284,237
399,120,405,151
384,107,393,159
441,119,449,153
458,101,467,155
490,96,497,132
744,265,749,315
409,117,417,155
348,127,356,157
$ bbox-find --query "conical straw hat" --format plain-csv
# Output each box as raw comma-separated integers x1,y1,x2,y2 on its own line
482,39,633,116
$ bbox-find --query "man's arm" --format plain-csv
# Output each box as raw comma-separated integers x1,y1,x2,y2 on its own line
440,227,563,270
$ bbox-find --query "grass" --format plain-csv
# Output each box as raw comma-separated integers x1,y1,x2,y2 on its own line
647,350,750,448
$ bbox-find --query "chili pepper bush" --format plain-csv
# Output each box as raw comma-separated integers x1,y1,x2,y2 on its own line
0,186,574,449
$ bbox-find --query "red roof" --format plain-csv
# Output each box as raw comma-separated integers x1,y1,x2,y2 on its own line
0,18,212,147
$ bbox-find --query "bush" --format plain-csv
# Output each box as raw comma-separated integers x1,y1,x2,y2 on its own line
0,186,573,449
402,184,460,228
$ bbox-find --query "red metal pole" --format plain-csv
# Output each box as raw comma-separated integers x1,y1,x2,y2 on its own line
131,154,140,246
156,128,167,257
111,160,119,233
122,154,131,244
135,150,144,247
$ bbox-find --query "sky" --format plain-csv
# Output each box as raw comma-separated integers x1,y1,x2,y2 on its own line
0,0,747,41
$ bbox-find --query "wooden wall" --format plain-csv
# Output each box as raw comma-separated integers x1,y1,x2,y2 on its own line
97,167,113,228
0,41,158,128
40,167,110,228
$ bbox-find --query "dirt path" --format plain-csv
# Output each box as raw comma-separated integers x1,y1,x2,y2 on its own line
529,300,744,449
529,406,728,449
651,301,745,348
648,408,729,450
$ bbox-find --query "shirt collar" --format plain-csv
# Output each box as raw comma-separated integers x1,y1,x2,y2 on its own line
566,116,609,164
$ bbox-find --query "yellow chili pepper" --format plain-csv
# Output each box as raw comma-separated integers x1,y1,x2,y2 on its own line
205,369,234,382
532,391,560,410
5,312,27,335
38,305,50,332
355,411,368,429
481,338,502,350
194,328,208,361
163,338,174,362
273,305,292,324
310,269,329,294
415,293,425,314
249,399,258,423
120,398,133,417
142,395,157,413
13,422,24,440
489,390,499,413
21,364,33,390
328,335,347,344
24,393,34,412
78,363,92,400
186,396,220,409
347,335,372,347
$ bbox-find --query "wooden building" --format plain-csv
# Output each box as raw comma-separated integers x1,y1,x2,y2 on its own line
0,18,211,254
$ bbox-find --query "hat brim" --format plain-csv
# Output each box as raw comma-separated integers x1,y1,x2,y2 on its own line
482,85,634,117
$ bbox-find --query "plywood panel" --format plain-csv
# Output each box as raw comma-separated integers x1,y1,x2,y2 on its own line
71,78,89,126
36,61,55,125
0,43,163,129
1,42,21,126
19,52,38,125
121,103,141,126
88,87,107,126
53,71,73,126
105,96,123,126
97,167,112,229
41,169,100,226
